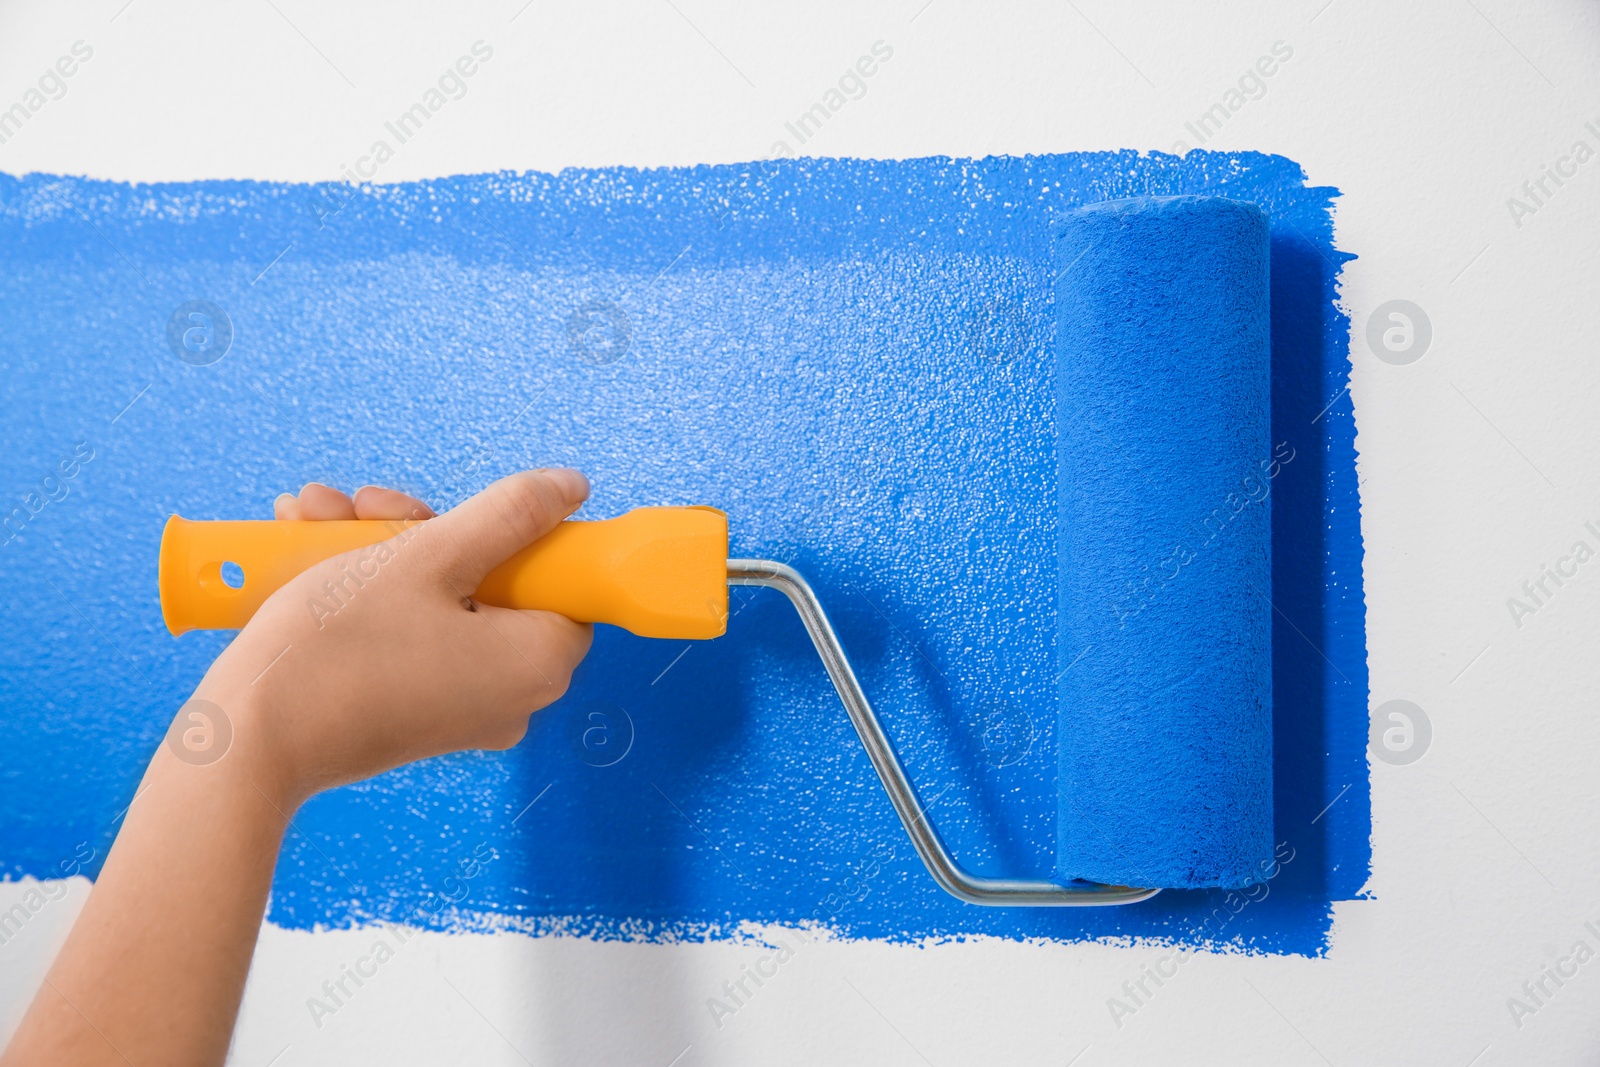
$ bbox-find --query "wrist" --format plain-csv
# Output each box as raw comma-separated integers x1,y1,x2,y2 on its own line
173,681,311,816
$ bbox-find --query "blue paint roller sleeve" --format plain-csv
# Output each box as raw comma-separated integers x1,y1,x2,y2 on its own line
1054,196,1273,889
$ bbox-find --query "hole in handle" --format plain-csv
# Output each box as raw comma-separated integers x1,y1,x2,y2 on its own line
199,560,247,593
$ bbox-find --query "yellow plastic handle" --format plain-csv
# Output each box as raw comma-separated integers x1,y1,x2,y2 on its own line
159,506,729,640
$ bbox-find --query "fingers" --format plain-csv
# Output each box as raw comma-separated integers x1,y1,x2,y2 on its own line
274,483,435,522
296,483,357,520
353,486,435,521
423,469,590,589
474,607,594,746
498,609,594,693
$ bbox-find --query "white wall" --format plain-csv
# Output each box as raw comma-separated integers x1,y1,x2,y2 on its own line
2,1,1598,1062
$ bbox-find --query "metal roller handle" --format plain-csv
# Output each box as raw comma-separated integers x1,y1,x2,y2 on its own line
727,559,1161,907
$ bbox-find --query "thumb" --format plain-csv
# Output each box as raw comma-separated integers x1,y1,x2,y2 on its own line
422,469,590,591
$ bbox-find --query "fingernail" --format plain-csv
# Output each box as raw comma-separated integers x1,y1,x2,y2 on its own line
540,468,590,503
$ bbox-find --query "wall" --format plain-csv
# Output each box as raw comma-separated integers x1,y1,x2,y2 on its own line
1,2,1597,1064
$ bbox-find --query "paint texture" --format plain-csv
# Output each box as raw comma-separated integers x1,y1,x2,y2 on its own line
1055,197,1273,889
0,152,1363,955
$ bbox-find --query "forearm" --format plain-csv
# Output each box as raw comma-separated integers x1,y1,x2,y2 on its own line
4,699,295,1067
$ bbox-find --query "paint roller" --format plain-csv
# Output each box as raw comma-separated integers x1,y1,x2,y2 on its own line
157,195,1273,903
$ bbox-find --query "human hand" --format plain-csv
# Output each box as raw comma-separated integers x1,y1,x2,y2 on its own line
194,470,595,810
3,471,595,1065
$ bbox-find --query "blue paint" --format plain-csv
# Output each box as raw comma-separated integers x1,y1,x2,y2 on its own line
0,152,1364,955
1055,197,1273,889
